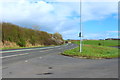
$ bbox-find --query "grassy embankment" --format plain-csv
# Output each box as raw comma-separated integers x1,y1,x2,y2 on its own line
1,22,64,50
62,40,119,59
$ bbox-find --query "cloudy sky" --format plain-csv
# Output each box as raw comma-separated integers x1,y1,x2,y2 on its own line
0,0,119,40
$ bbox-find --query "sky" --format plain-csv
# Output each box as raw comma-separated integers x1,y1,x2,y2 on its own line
0,0,119,40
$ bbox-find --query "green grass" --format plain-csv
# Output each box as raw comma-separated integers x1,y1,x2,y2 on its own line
62,40,119,59
72,40,119,46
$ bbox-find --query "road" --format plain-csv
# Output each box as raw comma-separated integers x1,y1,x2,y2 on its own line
111,46,120,49
1,43,118,78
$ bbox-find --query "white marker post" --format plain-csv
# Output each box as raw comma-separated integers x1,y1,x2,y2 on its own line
79,0,82,53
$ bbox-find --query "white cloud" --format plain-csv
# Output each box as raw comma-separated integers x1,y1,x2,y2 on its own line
1,0,118,39
84,33,101,39
40,0,118,2
82,2,118,22
107,31,120,33
84,31,119,39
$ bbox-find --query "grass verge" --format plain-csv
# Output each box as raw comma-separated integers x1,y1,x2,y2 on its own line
62,40,119,59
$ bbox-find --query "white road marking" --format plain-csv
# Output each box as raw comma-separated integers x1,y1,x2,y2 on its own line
0,44,66,54
0,53,29,59
25,60,28,62
1,49,54,59
0,47,54,53
39,57,42,59
39,49,53,52
54,46,60,48
0,44,70,59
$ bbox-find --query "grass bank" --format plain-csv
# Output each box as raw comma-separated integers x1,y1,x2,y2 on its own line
62,40,119,59
1,45,56,50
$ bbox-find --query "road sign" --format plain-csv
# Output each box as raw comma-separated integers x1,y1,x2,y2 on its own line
79,32,82,37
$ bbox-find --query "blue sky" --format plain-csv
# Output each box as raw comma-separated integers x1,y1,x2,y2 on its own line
0,0,119,40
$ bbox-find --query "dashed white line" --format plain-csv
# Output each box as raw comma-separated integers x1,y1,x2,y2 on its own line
0,44,70,59
39,57,42,59
39,49,53,52
0,53,29,59
1,49,54,59
0,44,69,54
0,47,54,54
25,60,28,62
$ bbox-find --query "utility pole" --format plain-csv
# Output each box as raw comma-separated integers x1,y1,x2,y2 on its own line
79,0,82,52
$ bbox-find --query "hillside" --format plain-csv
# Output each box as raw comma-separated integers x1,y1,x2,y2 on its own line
0,22,64,49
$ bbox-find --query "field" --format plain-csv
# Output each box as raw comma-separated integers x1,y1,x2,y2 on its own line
72,40,119,46
62,40,119,59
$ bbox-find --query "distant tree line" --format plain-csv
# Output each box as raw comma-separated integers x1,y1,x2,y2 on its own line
105,38,120,40
1,22,64,47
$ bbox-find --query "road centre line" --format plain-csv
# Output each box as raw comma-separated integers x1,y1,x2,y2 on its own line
0,44,70,54
0,44,71,59
0,53,29,59
0,47,58,54
1,49,55,59
39,49,53,52
54,46,60,48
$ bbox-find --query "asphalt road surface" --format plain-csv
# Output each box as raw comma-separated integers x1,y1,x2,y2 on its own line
1,43,118,78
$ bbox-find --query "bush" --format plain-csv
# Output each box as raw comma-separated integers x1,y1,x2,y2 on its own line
17,38,26,47
98,43,102,46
